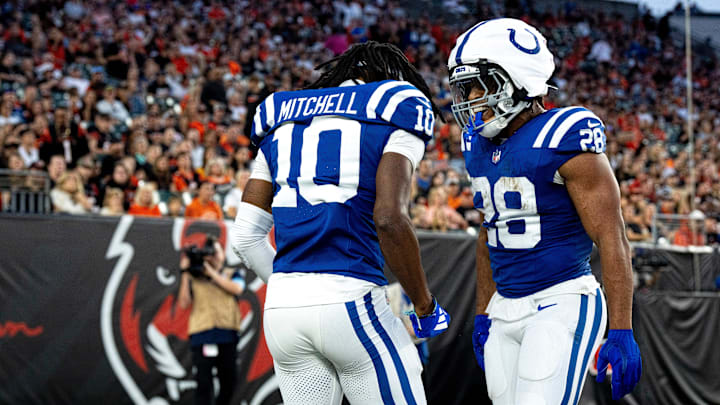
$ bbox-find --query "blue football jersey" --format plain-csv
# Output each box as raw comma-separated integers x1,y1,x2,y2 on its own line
463,106,606,298
251,80,434,285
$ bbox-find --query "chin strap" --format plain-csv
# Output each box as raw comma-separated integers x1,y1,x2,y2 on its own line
467,100,531,139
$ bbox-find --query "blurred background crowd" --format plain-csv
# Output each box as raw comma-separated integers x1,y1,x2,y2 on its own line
0,0,718,246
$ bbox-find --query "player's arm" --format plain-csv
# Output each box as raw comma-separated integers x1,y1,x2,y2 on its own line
178,255,192,309
559,153,632,329
230,149,276,283
474,212,496,316
374,152,434,316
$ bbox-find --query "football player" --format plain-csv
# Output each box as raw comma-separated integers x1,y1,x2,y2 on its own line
232,42,450,405
448,18,642,404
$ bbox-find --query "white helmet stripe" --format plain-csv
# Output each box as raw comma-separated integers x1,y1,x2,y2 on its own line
453,21,489,66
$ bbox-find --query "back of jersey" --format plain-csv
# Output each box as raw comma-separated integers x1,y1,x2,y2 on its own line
252,80,434,286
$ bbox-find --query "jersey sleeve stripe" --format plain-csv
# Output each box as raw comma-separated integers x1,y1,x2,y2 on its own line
366,81,410,119
532,107,577,148
548,110,602,149
253,104,265,138
265,93,276,128
379,89,430,122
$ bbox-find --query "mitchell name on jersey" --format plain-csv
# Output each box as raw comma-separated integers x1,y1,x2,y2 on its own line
251,80,434,286
463,106,606,298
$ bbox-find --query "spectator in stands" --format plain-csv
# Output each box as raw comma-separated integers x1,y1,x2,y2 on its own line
75,155,100,205
705,216,719,245
165,194,184,217
41,105,89,167
100,161,135,211
172,152,200,193
128,183,162,217
673,210,707,246
185,181,223,220
96,85,130,123
415,187,468,232
46,154,66,187
6,151,25,171
230,146,252,172
223,169,250,219
623,203,651,242
17,128,39,168
50,172,92,214
415,159,433,198
100,187,125,216
0,98,22,127
203,157,232,187
153,155,174,191
0,0,716,236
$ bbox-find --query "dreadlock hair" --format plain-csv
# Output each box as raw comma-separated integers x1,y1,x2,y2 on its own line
307,41,443,120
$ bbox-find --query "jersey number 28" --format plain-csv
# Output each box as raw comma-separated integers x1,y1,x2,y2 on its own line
471,176,541,249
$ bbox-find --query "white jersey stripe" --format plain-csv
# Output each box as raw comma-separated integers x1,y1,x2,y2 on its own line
253,105,265,138
265,93,276,128
532,107,576,148
366,81,410,119
548,110,602,149
380,89,429,122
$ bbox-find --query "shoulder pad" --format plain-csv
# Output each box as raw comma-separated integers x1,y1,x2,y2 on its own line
531,106,605,154
365,80,434,142
250,93,277,146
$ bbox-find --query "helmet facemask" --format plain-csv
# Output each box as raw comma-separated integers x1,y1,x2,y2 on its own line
450,63,531,139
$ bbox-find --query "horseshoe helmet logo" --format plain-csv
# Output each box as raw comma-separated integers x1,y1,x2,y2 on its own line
507,28,540,54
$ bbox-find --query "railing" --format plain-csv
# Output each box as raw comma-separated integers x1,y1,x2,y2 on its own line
0,169,52,214
651,212,707,248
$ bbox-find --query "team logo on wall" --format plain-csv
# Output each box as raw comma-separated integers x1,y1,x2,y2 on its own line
101,216,280,404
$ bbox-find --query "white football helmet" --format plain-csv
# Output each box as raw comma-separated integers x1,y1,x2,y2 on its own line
448,18,555,138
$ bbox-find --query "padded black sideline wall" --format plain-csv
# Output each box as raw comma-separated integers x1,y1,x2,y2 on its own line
1,215,719,404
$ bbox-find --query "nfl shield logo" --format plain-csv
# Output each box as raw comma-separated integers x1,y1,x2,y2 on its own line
492,150,502,164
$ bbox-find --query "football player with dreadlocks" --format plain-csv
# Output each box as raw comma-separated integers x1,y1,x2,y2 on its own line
449,19,641,404
231,41,450,404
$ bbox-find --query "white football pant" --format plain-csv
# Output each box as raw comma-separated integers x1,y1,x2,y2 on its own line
484,287,607,405
264,287,426,405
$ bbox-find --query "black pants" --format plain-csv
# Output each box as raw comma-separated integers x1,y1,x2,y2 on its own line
191,342,237,405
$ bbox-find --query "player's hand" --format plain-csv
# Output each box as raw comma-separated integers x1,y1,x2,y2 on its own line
408,297,450,338
472,314,491,370
179,254,190,271
596,329,642,400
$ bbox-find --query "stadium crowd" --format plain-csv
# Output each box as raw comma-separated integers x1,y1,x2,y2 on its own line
0,0,718,246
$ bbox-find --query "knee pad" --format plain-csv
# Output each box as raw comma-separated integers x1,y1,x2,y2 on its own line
483,332,509,400
517,323,568,382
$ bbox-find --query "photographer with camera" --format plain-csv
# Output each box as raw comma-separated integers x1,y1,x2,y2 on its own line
178,235,244,405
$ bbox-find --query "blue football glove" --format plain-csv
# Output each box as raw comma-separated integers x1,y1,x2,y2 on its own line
464,110,486,137
472,314,491,370
596,329,642,400
408,297,450,338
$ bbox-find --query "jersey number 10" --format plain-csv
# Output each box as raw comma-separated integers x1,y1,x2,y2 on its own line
271,116,361,207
